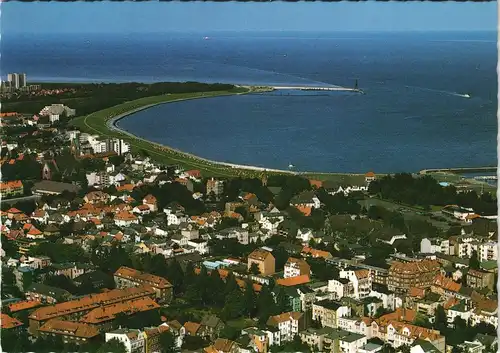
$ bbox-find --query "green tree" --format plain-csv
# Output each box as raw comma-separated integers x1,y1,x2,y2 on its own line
399,344,411,353
257,284,276,324
470,250,480,270
159,331,176,353
243,279,257,317
434,305,447,331
249,263,261,275
97,338,127,353
221,289,245,320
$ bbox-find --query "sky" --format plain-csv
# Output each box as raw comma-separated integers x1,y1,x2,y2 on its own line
1,2,497,34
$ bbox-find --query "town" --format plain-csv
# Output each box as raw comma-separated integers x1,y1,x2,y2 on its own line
0,81,498,353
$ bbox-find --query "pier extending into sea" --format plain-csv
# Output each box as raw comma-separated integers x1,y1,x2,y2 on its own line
270,85,359,92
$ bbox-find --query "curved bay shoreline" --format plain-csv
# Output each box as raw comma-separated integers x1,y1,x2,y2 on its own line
73,87,494,181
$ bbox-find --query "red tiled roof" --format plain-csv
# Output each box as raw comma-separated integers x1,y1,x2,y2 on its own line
184,321,201,336
114,266,172,289
80,297,159,324
1,314,22,329
8,300,42,313
29,285,156,322
276,275,310,287
39,319,100,338
0,180,23,191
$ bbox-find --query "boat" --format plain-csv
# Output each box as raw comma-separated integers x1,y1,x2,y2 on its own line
463,93,471,98
203,36,210,40
288,164,295,169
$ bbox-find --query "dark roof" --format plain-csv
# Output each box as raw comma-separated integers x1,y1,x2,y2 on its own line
32,180,80,194
25,283,71,301
315,299,343,311
411,339,440,352
200,314,222,328
73,270,110,285
371,283,392,295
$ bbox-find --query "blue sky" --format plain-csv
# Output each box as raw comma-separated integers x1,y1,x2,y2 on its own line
1,2,496,34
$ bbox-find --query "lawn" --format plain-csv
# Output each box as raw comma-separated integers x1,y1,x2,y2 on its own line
225,317,257,330
360,198,451,231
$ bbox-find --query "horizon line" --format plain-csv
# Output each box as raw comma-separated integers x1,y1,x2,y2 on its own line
3,29,496,35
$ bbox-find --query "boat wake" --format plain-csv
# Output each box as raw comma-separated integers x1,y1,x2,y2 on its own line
405,85,470,98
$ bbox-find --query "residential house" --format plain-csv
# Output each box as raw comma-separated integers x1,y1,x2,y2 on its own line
365,172,376,183
206,178,224,198
114,212,139,227
284,257,311,279
312,300,351,329
204,338,239,353
105,328,146,353
255,208,285,234
215,227,250,245
266,311,305,343
247,248,276,276
184,321,201,337
84,191,110,204
466,269,495,290
199,315,225,341
143,194,158,212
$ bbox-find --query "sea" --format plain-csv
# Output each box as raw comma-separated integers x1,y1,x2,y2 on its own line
1,31,497,173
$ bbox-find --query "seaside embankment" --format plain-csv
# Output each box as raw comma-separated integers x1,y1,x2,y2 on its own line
72,87,494,184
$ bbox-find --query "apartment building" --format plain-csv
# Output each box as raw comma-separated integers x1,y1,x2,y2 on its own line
206,178,224,197
266,312,305,342
300,327,367,353
338,269,372,300
28,285,156,335
114,266,173,303
312,300,351,329
248,248,275,276
105,328,147,353
38,319,100,345
80,297,160,331
466,269,495,290
479,242,498,262
284,257,311,279
0,180,24,198
387,260,441,293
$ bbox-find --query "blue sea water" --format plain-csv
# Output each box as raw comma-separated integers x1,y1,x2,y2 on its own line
1,31,497,173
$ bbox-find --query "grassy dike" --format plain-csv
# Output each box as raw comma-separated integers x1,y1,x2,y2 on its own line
69,86,368,182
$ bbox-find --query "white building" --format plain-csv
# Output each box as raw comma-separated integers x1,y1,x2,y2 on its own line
266,312,303,343
284,257,311,279
420,238,450,255
187,239,209,255
105,328,146,353
256,208,285,234
328,269,372,300
479,241,497,262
